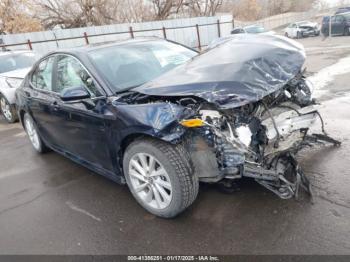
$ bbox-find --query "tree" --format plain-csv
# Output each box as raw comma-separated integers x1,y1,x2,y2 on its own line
232,0,262,21
186,0,224,16
150,0,185,20
33,0,123,29
0,0,42,34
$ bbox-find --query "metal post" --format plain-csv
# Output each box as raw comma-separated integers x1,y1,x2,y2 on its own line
217,19,221,38
196,24,201,51
83,32,89,45
162,27,167,39
232,18,235,29
329,15,332,38
129,26,134,38
52,30,59,48
27,39,32,50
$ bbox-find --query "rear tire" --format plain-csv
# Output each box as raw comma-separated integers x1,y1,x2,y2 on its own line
284,32,289,38
23,113,50,153
297,31,302,39
0,95,18,123
344,27,350,36
123,138,199,218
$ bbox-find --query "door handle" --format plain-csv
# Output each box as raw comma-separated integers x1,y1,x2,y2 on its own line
51,101,60,111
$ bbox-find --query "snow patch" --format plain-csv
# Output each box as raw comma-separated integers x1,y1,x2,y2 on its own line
308,55,350,98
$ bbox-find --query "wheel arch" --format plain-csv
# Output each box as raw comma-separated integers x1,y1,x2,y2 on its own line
117,129,186,173
0,88,16,105
18,109,27,128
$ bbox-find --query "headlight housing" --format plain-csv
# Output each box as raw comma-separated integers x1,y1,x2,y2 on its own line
5,77,23,89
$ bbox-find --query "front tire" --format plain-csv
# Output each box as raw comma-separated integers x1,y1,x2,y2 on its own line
0,95,18,123
23,113,50,153
297,31,302,39
123,138,199,218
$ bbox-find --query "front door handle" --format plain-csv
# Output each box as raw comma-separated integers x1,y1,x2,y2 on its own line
51,101,60,111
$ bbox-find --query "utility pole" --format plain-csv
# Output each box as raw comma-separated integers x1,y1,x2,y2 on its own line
329,15,332,39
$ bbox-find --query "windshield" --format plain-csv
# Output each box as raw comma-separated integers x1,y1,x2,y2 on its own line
245,26,266,34
88,40,197,92
0,53,37,74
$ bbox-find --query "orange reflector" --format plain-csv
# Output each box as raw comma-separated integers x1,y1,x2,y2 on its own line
180,119,204,128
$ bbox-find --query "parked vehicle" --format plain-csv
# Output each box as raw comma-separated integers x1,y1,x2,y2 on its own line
0,51,39,123
231,24,275,35
16,36,340,218
321,13,350,36
284,21,320,38
335,7,350,14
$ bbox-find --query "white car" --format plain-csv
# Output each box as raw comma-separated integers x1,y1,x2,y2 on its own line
231,24,275,35
0,51,39,123
284,21,320,39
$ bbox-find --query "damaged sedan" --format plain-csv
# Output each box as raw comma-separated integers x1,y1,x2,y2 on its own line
16,35,340,218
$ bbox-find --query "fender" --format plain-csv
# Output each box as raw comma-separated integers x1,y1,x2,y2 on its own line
0,80,17,105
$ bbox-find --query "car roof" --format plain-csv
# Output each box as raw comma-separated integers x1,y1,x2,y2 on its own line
0,50,35,57
56,37,168,55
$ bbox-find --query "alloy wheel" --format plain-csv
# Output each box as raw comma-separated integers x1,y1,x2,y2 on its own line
24,116,41,151
128,153,173,210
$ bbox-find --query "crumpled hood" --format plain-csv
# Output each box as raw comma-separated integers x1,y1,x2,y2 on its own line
134,34,306,109
299,22,318,28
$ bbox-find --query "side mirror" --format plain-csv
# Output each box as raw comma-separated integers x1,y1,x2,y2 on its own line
60,86,90,102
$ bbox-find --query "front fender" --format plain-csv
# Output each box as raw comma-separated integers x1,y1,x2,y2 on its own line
114,101,192,142
0,85,17,104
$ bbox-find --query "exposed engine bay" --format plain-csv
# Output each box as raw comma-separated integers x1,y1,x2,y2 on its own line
116,73,340,200
178,74,340,199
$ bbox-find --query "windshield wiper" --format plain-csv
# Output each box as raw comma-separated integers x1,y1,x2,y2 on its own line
115,84,144,94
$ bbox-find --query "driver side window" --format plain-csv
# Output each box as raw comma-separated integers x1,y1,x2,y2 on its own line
54,55,102,98
31,57,55,91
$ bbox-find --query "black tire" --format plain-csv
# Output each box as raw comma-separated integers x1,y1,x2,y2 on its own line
0,94,18,123
297,31,302,39
284,32,289,38
123,138,199,218
23,113,50,154
344,27,350,36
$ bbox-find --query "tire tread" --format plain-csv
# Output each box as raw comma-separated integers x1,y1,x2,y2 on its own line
125,138,199,217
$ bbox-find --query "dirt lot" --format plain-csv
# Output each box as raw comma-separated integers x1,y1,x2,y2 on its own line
0,35,350,255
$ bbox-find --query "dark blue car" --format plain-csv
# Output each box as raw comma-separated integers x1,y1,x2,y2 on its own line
16,36,339,217
335,7,350,14
321,12,350,36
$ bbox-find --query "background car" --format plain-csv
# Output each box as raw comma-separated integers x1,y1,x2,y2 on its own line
231,24,275,35
284,21,320,38
321,12,350,36
0,50,39,123
335,7,350,14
